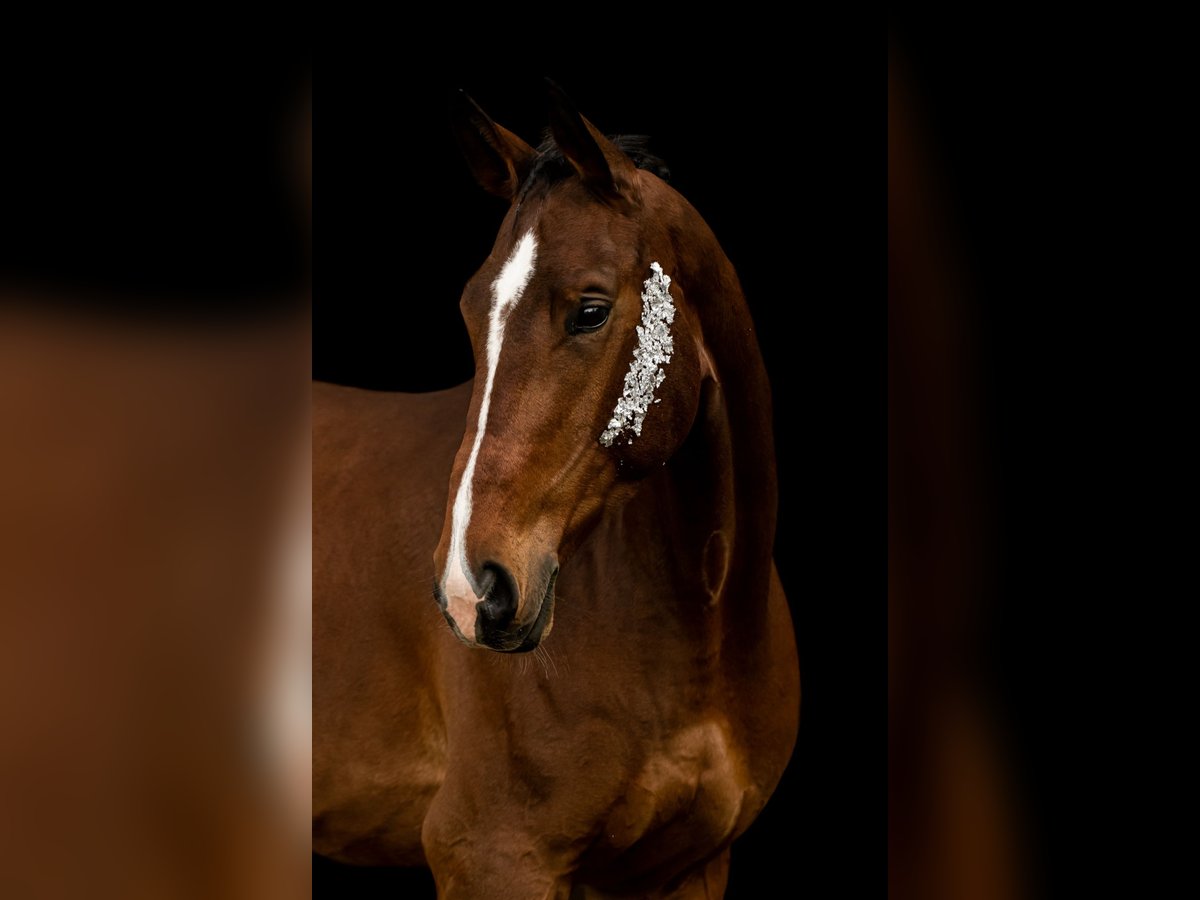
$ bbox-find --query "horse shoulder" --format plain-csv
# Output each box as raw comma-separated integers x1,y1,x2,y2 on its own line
604,716,751,844
605,565,799,856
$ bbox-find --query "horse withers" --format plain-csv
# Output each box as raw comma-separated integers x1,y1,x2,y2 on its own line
313,87,800,898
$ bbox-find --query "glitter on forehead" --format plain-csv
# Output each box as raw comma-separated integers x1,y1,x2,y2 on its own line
600,262,676,447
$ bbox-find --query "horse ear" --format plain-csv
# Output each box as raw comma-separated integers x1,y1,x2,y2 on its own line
545,79,639,204
450,90,537,201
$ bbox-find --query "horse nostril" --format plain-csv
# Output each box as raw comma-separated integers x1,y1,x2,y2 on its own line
476,562,518,637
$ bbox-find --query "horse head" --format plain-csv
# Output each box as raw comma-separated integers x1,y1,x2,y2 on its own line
432,86,720,652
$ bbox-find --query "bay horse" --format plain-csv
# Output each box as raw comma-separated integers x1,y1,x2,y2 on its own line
313,87,800,898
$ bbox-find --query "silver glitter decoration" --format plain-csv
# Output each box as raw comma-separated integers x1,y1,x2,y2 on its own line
599,261,676,447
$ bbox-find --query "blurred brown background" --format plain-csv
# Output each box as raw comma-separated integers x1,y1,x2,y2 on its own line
0,48,311,899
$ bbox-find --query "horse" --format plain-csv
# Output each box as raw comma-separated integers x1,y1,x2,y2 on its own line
313,86,800,898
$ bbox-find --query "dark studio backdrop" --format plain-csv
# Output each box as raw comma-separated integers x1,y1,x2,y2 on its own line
887,16,1133,893
314,68,881,897
0,55,310,315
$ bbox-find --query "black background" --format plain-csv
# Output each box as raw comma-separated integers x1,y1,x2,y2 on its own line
0,54,309,313
315,67,880,898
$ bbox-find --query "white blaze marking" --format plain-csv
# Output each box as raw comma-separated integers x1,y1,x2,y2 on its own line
443,231,538,633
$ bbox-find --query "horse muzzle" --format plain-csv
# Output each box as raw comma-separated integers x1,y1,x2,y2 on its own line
435,557,558,652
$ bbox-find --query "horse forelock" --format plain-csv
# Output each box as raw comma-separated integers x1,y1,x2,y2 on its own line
514,133,670,212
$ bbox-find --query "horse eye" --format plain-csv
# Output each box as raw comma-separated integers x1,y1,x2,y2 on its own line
569,302,610,334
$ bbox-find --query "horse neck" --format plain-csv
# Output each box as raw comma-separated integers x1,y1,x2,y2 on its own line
687,208,777,563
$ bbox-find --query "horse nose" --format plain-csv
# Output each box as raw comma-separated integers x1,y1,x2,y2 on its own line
476,561,518,643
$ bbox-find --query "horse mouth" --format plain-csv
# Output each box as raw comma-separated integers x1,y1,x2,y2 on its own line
499,567,557,654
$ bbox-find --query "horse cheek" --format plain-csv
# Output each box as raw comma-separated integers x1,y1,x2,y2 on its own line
613,335,702,477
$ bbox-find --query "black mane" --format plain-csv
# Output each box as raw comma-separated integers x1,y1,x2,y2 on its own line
516,134,670,206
